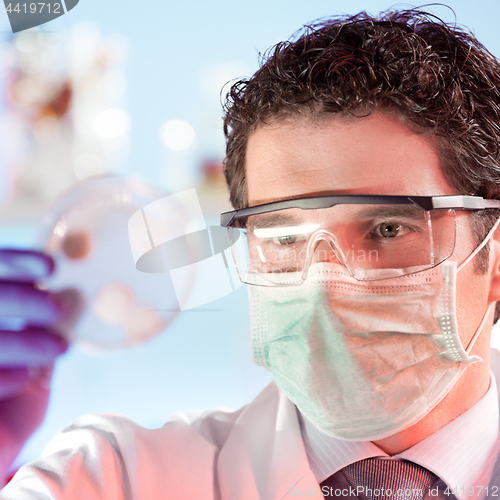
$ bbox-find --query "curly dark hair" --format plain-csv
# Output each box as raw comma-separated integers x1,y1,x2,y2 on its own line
222,8,500,320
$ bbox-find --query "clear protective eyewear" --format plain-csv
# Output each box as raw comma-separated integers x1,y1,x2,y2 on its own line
220,195,500,286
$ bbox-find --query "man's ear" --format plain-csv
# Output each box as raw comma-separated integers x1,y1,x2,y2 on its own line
488,222,500,305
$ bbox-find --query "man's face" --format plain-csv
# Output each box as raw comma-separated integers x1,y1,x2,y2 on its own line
245,111,495,440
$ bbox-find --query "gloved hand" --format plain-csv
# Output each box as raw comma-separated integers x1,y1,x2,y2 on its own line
0,249,78,476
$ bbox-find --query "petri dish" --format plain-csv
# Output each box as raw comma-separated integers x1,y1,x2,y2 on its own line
35,175,198,348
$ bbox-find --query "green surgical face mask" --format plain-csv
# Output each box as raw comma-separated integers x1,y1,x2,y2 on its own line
249,259,486,441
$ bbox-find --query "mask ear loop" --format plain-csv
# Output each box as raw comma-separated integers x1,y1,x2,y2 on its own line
465,302,496,355
457,217,500,354
457,217,500,273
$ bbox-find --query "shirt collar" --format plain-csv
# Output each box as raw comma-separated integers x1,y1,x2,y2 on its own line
300,370,500,496
299,410,388,483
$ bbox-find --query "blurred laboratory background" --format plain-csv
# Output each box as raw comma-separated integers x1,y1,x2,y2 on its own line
0,0,499,468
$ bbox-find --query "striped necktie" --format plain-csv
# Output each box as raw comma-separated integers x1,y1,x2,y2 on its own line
340,458,438,500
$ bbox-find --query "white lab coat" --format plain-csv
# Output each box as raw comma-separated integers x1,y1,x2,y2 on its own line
4,351,500,499
0,382,321,500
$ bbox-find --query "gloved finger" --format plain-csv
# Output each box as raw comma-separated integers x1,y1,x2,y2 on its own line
0,282,63,328
0,367,31,399
0,249,54,282
51,289,85,337
0,328,68,367
24,364,54,393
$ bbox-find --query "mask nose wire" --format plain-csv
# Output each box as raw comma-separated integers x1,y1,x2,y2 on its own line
302,230,350,280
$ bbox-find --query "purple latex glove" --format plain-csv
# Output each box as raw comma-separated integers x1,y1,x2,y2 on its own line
0,249,78,475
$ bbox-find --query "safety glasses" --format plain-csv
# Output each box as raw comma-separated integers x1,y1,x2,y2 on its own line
220,195,500,285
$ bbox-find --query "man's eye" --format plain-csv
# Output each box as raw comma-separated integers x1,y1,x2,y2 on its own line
374,222,402,238
276,234,297,245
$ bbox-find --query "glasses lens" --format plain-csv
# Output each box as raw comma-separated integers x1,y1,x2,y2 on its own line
339,205,455,280
227,205,456,285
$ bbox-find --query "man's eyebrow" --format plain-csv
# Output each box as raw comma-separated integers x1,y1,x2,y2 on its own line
247,212,302,228
242,203,425,229
354,204,424,219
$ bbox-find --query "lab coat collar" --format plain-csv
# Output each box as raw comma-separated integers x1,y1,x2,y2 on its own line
217,382,321,500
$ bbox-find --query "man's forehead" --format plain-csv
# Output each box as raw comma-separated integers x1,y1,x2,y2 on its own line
245,111,459,206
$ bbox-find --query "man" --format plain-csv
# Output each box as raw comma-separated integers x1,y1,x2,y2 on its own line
2,8,500,499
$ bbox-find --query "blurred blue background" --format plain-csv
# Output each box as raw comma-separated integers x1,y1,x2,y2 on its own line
0,0,499,468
